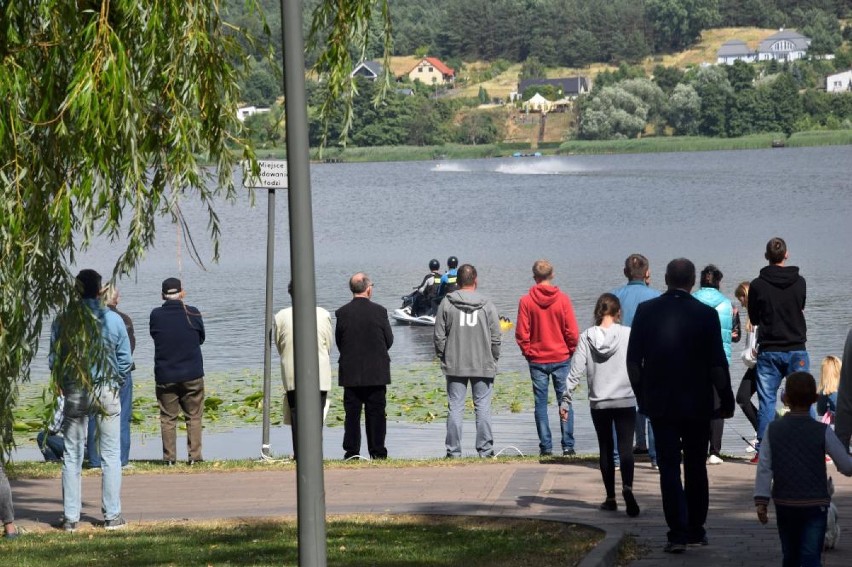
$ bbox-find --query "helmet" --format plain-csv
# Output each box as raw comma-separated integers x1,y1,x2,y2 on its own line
447,256,458,269
429,259,440,271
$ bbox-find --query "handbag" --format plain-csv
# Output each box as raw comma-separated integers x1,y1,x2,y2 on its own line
741,326,758,369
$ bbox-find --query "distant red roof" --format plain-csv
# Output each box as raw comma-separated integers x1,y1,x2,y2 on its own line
410,57,454,77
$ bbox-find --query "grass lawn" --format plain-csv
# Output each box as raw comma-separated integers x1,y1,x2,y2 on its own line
5,453,601,479
3,515,603,567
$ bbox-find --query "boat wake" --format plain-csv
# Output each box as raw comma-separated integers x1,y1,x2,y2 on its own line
495,159,587,175
432,162,471,173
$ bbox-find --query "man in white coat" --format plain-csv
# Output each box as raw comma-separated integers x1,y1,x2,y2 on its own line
274,281,334,460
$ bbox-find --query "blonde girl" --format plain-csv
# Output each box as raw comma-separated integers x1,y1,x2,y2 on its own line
817,356,842,422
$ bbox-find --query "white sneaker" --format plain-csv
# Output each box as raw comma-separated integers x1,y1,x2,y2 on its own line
707,454,724,465
745,440,758,453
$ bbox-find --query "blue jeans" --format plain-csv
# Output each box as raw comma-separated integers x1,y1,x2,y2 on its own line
88,373,132,467
634,411,657,461
446,377,494,457
756,351,810,444
62,386,122,522
528,360,573,453
775,504,827,567
36,431,65,462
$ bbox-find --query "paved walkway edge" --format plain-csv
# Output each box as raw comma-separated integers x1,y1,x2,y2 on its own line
579,528,623,567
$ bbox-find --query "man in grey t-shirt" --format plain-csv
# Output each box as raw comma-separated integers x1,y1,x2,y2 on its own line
434,264,502,458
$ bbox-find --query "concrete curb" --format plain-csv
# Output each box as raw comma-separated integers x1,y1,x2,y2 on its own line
579,528,623,567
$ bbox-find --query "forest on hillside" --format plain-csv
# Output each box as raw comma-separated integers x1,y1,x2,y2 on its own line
228,0,851,106
230,1,850,65
227,0,852,146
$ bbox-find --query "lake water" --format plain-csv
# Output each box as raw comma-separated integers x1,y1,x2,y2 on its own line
21,145,852,459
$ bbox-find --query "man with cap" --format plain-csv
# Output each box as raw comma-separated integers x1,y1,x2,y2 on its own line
149,277,206,465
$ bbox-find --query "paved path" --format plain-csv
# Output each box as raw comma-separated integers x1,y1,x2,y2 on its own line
10,456,852,566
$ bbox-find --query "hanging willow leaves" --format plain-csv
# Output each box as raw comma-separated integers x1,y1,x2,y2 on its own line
0,0,389,461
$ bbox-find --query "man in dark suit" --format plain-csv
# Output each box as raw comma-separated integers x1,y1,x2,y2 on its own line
335,272,394,459
627,258,734,554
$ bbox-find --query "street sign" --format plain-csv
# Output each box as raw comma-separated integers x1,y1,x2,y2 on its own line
243,160,288,189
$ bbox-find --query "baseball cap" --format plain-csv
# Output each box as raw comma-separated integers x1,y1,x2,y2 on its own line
162,277,182,295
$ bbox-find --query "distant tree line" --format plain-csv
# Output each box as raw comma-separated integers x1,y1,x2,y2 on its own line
243,79,504,148
578,57,852,140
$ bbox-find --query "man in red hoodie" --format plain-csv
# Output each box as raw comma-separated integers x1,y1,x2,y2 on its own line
516,260,580,456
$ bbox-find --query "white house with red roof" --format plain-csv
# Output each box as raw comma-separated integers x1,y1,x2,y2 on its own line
407,57,455,86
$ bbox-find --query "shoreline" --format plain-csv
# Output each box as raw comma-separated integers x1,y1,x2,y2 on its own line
246,129,852,163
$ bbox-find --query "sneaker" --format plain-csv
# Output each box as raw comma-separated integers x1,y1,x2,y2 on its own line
55,519,78,532
623,488,640,518
188,459,204,466
826,455,834,464
563,449,576,457
599,499,617,511
104,516,127,530
688,536,709,547
163,460,176,466
664,541,686,554
122,463,135,470
539,450,553,457
650,461,659,470
749,454,760,465
745,439,758,453
614,465,621,471
707,454,724,465
3,530,20,540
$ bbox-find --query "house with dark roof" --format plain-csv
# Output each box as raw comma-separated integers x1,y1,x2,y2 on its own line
516,77,590,100
407,57,455,85
716,29,811,65
757,29,811,62
716,40,756,65
351,60,385,81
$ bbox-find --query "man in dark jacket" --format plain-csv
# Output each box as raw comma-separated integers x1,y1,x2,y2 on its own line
335,272,393,459
149,277,206,465
748,237,808,458
627,258,734,554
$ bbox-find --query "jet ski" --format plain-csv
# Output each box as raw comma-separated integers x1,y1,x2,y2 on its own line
391,306,436,326
391,292,436,326
390,292,515,331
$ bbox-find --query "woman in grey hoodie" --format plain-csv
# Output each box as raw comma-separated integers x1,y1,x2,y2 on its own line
561,293,639,517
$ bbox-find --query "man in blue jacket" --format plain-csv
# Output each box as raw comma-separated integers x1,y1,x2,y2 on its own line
150,277,206,465
612,253,661,460
50,269,132,531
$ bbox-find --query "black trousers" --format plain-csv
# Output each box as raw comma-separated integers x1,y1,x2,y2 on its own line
708,418,724,457
342,385,387,459
285,390,328,461
651,417,711,545
736,367,759,432
590,406,636,498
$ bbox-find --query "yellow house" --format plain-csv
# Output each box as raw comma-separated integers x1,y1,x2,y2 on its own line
407,57,455,86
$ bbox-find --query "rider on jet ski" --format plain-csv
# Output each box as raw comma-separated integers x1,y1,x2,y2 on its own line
410,259,442,316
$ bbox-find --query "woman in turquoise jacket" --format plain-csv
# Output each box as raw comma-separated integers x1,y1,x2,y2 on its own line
693,265,738,464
